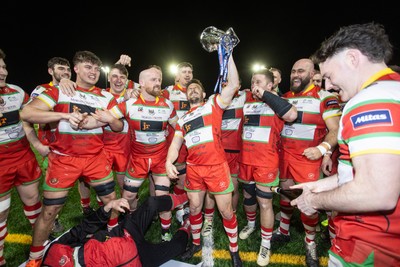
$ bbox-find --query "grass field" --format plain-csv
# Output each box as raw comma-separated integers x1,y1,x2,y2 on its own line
5,152,331,266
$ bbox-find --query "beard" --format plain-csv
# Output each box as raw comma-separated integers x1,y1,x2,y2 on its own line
290,77,311,94
189,96,202,104
54,73,71,84
147,86,161,97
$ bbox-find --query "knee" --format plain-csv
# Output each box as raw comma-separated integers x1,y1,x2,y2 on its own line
41,204,63,222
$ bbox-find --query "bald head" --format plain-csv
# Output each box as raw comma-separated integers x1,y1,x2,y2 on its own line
139,68,161,83
293,58,315,73
139,67,162,98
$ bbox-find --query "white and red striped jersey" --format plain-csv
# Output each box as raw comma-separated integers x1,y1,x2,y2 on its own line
0,84,34,166
239,91,285,167
37,86,117,156
281,85,341,161
176,95,226,165
111,95,177,158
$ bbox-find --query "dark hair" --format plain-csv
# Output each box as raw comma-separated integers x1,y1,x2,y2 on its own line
0,49,5,60
73,50,102,66
389,65,400,73
47,57,70,69
112,63,129,77
186,78,205,92
253,68,275,84
311,22,393,64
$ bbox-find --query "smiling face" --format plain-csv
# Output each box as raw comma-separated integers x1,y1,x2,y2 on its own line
109,67,128,94
319,50,360,102
176,66,193,88
74,62,101,88
140,68,162,98
49,64,71,85
290,59,314,94
186,81,205,105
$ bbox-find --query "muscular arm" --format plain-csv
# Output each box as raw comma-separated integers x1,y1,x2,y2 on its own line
254,88,298,122
82,109,123,132
22,121,49,157
20,98,69,124
166,133,184,179
322,115,340,149
300,154,400,213
169,120,177,129
219,54,240,107
303,115,340,160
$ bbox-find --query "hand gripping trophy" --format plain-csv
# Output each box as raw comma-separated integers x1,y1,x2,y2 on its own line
200,26,240,93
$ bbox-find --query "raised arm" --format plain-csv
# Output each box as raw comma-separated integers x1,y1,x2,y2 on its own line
219,54,240,107
115,54,131,67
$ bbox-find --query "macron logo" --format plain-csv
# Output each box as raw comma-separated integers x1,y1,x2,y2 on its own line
350,109,392,129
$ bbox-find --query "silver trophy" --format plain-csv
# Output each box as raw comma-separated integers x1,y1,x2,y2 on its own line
200,26,240,93
200,26,240,53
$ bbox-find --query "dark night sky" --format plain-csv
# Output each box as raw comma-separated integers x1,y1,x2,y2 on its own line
3,3,400,96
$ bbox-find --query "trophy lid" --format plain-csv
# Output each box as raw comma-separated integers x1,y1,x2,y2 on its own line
200,26,240,52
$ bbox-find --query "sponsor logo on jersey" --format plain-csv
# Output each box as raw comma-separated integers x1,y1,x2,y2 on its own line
140,120,163,132
180,101,189,110
183,116,204,134
350,109,392,129
244,114,260,126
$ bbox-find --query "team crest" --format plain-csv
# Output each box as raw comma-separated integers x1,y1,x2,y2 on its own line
59,255,71,266
79,93,87,100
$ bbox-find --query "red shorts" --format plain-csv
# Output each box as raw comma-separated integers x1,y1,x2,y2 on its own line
105,150,129,174
0,156,42,196
125,155,166,180
225,152,239,177
45,151,113,190
330,236,400,266
279,155,322,183
185,162,233,193
238,163,279,186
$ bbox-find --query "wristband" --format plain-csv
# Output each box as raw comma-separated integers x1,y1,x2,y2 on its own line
316,145,327,155
321,141,331,150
